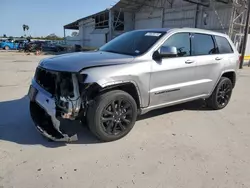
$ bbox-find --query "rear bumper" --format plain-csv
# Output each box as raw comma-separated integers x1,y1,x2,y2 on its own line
29,79,78,142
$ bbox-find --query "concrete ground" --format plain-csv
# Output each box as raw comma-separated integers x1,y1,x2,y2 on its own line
0,51,250,188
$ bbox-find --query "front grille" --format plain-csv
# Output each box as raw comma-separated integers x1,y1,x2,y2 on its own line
35,67,57,95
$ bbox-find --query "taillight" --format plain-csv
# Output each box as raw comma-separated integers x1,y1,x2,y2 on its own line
239,55,242,62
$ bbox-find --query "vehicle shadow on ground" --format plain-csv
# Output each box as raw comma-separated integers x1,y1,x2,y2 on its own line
138,99,211,121
0,96,210,147
0,96,99,148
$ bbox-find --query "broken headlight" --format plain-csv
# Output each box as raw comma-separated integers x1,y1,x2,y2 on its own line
55,73,82,120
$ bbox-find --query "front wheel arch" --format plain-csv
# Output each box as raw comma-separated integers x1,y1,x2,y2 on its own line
100,82,141,109
83,82,142,109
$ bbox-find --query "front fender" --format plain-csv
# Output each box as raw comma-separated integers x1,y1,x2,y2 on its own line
80,63,151,107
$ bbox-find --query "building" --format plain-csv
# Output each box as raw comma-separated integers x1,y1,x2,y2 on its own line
64,8,133,48
64,0,248,50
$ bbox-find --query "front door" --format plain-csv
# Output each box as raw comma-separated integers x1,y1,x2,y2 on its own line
149,32,198,107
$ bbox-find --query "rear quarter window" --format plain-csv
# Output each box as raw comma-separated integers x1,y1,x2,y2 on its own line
215,36,234,54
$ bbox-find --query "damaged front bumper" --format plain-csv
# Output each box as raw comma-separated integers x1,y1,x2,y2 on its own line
29,79,80,142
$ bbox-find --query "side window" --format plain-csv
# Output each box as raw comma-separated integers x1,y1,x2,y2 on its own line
215,36,233,54
191,33,217,56
162,33,190,57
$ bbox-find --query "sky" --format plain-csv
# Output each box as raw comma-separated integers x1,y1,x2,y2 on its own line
0,0,116,37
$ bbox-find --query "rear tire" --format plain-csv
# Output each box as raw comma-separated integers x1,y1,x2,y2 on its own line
207,77,233,110
4,46,10,50
87,90,137,142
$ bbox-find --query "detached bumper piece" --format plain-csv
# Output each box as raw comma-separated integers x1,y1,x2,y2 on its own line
30,102,79,142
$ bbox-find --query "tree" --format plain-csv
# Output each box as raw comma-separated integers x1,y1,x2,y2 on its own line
71,31,78,37
44,33,64,40
3,34,7,38
22,24,30,36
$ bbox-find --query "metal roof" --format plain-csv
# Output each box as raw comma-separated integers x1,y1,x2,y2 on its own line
64,0,225,30
64,9,109,30
112,0,165,11
64,0,161,30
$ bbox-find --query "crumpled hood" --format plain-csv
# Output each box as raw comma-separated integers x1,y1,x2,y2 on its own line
39,51,134,72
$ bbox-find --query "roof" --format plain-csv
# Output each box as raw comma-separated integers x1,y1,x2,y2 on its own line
64,0,231,31
173,27,228,36
64,0,155,30
129,27,228,37
64,9,109,30
112,0,164,11
135,28,171,32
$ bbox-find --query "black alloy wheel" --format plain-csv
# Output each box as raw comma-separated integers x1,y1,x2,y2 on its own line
87,90,137,142
207,77,233,110
216,80,232,108
101,98,133,136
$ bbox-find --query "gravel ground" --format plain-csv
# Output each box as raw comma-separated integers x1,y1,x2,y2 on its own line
0,51,250,188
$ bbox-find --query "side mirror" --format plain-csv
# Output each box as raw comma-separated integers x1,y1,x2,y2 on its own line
159,46,177,57
153,46,177,59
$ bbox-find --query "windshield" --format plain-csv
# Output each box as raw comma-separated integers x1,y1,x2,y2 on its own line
100,30,166,56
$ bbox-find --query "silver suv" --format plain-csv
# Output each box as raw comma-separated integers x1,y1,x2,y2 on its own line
28,28,239,142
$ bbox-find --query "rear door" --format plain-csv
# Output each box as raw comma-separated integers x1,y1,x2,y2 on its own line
191,33,223,95
214,35,237,72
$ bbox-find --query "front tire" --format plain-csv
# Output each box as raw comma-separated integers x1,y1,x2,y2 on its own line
4,46,10,50
87,90,137,142
207,77,233,110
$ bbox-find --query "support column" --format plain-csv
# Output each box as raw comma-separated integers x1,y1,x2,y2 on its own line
133,12,136,30
194,5,199,28
161,8,165,28
240,3,250,69
109,10,113,41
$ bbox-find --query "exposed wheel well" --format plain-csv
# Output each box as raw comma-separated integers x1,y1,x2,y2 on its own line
80,82,141,120
222,71,236,88
100,83,141,108
82,83,141,109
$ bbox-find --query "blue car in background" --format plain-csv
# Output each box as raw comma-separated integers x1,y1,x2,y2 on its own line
0,39,22,50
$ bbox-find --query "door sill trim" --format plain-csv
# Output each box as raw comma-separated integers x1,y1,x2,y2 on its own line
140,94,208,114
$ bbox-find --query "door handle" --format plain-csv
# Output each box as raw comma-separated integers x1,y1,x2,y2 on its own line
185,60,195,64
215,57,223,61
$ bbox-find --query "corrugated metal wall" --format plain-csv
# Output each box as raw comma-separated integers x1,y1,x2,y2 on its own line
135,6,162,29
124,12,134,31
134,0,232,34
76,0,233,47
79,19,106,48
163,6,196,28
196,4,232,33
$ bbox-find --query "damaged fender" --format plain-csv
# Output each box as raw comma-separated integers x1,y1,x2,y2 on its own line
80,62,152,108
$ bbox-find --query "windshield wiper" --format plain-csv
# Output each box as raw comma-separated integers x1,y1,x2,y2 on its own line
102,50,121,54
102,50,134,56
